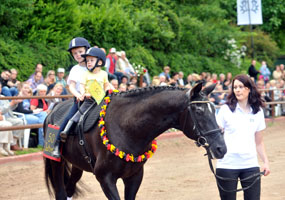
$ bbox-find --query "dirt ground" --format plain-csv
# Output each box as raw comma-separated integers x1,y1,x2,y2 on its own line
0,119,284,200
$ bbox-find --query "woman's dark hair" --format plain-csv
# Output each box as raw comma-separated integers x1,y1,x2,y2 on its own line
226,74,264,114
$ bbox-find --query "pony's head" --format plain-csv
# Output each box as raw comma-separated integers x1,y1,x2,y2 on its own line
181,82,227,159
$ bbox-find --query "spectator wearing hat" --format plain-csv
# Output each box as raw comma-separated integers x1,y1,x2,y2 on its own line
116,51,136,79
56,68,68,96
56,68,67,87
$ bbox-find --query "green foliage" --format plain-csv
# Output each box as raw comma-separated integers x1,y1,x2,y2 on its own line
0,0,283,80
0,0,33,39
0,37,71,81
245,29,279,67
26,0,82,45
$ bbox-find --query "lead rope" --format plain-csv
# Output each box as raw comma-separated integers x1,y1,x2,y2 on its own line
206,149,264,193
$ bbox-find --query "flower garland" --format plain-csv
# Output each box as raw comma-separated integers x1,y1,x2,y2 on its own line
98,90,157,162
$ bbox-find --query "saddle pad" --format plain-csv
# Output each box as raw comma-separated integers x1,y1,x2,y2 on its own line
80,99,105,133
50,99,104,134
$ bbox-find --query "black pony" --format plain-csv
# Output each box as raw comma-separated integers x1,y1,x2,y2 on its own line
44,83,227,200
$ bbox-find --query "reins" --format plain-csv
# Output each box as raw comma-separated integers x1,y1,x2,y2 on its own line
205,149,265,193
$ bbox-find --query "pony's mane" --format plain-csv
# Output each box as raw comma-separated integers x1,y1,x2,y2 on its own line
112,86,186,98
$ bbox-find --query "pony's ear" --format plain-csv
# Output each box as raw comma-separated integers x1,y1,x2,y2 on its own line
202,83,216,96
187,82,203,99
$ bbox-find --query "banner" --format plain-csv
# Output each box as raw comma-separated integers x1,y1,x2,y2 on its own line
237,0,263,25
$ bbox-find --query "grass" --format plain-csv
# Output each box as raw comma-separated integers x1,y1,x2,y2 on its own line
14,147,43,156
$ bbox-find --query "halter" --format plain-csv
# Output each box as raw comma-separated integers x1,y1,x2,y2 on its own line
183,100,221,147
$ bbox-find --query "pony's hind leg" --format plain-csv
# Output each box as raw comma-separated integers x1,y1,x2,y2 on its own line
65,166,83,198
123,167,144,200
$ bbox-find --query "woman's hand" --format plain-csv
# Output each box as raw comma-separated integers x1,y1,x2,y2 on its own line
263,162,270,176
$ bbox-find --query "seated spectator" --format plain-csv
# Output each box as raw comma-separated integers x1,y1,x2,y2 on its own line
273,65,282,81
0,82,24,151
7,68,21,90
55,68,67,87
159,75,168,86
106,48,123,83
27,71,43,94
110,79,119,90
192,73,201,86
0,112,14,156
121,75,129,85
13,82,47,147
185,74,194,87
223,72,232,90
169,72,179,87
116,51,136,78
129,76,138,86
260,61,271,84
29,63,44,83
47,83,64,110
44,70,56,93
55,68,68,96
30,84,49,112
151,76,160,86
0,69,18,96
128,83,137,91
210,84,227,106
159,66,171,83
119,83,127,92
257,79,272,118
212,73,218,84
178,71,185,87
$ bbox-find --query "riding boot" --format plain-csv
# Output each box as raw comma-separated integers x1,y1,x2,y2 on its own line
3,143,14,156
60,120,74,143
52,140,61,158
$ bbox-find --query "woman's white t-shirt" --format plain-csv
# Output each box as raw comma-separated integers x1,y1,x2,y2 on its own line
216,104,266,169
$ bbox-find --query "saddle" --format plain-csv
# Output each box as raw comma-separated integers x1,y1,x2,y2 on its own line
51,99,105,134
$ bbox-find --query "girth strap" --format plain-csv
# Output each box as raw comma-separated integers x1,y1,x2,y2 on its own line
78,101,97,174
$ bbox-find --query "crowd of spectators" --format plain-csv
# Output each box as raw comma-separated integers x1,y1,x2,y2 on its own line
0,55,284,156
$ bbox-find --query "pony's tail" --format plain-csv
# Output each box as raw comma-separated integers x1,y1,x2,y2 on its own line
44,158,85,198
44,158,72,198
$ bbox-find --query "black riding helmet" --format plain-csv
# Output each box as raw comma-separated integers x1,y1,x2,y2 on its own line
81,47,106,72
68,37,91,58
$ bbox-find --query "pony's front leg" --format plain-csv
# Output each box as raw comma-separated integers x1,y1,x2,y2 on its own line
65,166,83,198
96,173,120,200
123,167,144,200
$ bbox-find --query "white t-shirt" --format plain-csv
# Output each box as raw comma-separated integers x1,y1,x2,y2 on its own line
216,104,266,169
67,64,87,92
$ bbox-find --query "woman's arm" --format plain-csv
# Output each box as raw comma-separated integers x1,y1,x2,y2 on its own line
255,131,270,176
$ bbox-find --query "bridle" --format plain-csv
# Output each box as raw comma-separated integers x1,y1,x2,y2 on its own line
183,99,264,193
182,100,221,148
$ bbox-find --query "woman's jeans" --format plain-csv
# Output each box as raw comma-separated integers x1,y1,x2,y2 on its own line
216,167,261,200
24,112,47,146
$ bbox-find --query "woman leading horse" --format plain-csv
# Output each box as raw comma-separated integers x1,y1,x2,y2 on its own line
44,82,227,200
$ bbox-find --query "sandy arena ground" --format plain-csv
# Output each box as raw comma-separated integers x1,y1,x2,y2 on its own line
0,119,284,200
